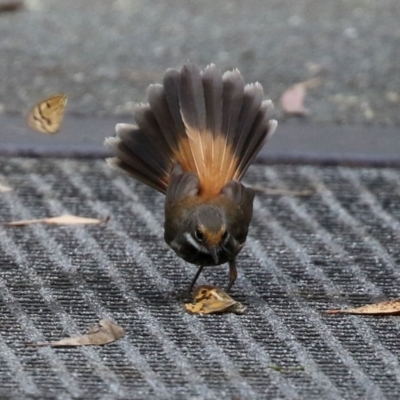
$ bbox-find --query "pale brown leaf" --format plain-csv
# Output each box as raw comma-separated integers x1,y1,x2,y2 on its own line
327,299,400,315
41,215,107,225
4,214,108,226
280,83,308,116
280,78,321,116
27,94,67,135
28,319,125,347
185,285,246,315
0,183,12,193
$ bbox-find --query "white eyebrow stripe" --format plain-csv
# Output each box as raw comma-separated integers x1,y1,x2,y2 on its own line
184,232,208,253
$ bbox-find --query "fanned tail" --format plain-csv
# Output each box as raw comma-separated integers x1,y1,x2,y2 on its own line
105,63,277,195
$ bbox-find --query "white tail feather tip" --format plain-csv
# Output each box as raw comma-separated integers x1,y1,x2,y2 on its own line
268,120,278,137
115,123,137,134
104,137,120,147
222,69,242,80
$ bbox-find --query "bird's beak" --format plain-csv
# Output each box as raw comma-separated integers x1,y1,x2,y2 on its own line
207,245,219,264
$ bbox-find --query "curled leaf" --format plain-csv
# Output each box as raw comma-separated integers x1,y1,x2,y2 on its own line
0,183,12,193
185,285,246,315
27,94,68,135
281,83,308,116
4,214,109,226
327,299,400,315
280,77,321,116
27,319,125,347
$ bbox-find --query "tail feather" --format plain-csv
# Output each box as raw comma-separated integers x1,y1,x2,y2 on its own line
163,69,186,136
227,82,264,178
236,100,277,179
239,119,278,180
105,63,277,195
178,64,208,177
147,84,180,152
221,70,245,141
105,133,168,192
107,156,166,193
115,124,168,177
162,68,196,173
133,104,172,160
105,125,169,192
201,64,223,173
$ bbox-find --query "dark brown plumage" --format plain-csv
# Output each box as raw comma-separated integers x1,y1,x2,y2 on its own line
105,63,277,291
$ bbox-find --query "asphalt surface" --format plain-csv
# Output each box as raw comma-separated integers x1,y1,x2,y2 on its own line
0,0,400,125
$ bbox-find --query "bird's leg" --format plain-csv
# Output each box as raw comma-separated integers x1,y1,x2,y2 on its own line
188,265,205,294
227,259,237,292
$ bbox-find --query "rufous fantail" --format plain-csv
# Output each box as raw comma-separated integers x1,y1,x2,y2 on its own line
105,63,277,292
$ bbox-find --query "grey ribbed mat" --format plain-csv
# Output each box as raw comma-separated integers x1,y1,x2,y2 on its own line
0,158,400,400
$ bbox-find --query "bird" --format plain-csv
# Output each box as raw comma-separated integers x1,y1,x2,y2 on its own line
105,63,277,293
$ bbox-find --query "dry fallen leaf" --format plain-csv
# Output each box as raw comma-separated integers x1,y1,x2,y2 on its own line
280,78,321,116
185,285,246,315
281,83,307,116
27,319,125,347
327,299,400,315
4,214,109,226
0,183,12,193
27,94,68,135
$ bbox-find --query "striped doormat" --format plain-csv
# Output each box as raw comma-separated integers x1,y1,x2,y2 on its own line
0,158,399,399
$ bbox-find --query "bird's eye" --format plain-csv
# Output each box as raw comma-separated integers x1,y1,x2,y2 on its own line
195,228,204,242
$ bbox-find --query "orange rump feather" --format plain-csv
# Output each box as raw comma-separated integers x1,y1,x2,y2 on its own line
173,132,238,197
